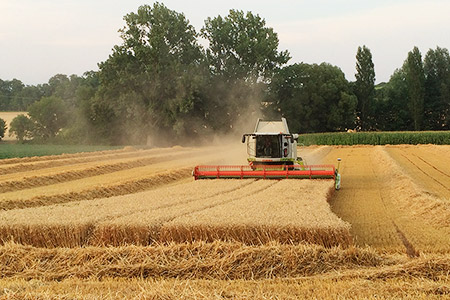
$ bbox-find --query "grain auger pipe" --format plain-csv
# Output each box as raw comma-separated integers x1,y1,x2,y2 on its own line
193,118,342,190
335,158,341,190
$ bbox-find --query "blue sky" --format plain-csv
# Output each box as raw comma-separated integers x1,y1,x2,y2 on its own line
1,0,449,85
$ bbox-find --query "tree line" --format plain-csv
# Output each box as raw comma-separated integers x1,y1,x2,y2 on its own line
1,3,449,144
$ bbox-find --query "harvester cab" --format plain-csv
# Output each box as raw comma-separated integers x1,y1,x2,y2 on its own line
193,118,342,190
241,118,303,168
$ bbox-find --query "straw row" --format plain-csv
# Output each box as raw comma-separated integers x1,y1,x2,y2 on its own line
0,147,133,166
0,146,188,176
0,167,194,210
0,150,193,193
0,241,390,280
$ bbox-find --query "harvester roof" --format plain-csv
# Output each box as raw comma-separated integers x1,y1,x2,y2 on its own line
254,118,290,134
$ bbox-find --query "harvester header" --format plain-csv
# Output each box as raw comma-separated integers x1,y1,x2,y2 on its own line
193,164,336,180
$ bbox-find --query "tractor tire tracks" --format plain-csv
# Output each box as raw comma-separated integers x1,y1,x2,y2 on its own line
400,153,450,192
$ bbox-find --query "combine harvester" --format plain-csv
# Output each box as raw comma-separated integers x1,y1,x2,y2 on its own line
193,118,341,189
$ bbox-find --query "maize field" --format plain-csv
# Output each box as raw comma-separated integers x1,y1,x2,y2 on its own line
0,143,448,299
298,131,450,145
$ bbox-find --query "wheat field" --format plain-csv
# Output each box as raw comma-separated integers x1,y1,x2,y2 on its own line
0,144,448,298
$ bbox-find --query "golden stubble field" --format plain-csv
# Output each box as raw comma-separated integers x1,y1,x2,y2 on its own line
0,143,448,299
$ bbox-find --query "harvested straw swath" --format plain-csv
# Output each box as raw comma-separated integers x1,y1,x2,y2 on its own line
0,149,195,193
2,271,449,299
0,145,189,177
0,147,133,166
0,241,389,280
0,167,194,210
0,147,224,210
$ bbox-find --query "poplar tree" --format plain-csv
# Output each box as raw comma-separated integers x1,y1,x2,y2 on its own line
404,47,425,130
354,45,375,130
423,47,450,130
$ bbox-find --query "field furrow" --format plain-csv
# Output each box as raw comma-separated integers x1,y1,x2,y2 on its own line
371,148,450,253
1,275,449,300
0,167,195,210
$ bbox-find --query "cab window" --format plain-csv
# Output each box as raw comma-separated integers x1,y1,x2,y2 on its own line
256,135,280,158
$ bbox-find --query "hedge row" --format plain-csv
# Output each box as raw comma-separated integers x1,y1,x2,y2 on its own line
298,131,450,145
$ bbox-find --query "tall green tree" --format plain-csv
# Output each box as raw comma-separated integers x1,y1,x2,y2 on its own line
0,79,25,110
11,85,44,110
424,47,450,130
46,74,84,108
28,96,68,140
9,114,34,143
268,63,357,133
372,68,412,130
354,45,375,130
97,2,205,144
404,46,425,130
202,10,290,82
200,10,289,133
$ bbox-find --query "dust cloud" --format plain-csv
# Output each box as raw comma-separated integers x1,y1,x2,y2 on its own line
144,78,269,167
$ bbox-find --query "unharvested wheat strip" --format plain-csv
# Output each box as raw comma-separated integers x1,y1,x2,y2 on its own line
91,180,272,246
0,145,192,176
0,148,198,192
0,241,392,280
162,180,351,247
0,148,222,209
0,180,252,247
